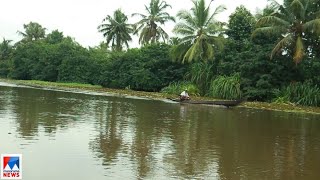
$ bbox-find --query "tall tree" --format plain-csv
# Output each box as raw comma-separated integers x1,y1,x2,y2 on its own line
132,0,175,45
171,0,226,63
98,9,133,51
17,22,46,42
252,0,320,64
227,5,256,41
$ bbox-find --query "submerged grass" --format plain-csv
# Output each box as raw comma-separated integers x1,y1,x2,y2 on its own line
243,101,320,114
1,78,320,115
20,80,102,89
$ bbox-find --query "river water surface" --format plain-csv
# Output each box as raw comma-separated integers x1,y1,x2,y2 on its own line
0,82,320,180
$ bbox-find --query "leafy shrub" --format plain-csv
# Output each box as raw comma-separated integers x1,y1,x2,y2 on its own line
241,74,277,101
300,59,320,85
208,74,242,100
273,82,320,106
99,44,187,91
0,61,10,77
10,38,91,82
185,62,214,95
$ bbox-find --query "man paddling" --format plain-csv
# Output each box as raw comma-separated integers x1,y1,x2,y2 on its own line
179,89,190,101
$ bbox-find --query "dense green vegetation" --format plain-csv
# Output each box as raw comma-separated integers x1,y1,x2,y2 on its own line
1,0,320,107
208,74,242,100
161,81,200,96
274,82,320,106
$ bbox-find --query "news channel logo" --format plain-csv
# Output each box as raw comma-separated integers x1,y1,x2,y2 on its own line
1,154,22,179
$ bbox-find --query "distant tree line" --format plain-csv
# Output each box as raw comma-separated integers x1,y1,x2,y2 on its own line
0,0,319,106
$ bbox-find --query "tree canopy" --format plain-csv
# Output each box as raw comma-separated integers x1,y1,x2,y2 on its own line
227,5,255,41
253,0,320,64
98,9,133,51
17,22,46,43
171,0,226,63
132,0,175,45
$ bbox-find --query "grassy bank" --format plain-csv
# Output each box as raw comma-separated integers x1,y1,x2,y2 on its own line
0,79,176,100
1,79,320,115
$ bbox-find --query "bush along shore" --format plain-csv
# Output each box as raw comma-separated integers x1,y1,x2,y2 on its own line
1,79,320,115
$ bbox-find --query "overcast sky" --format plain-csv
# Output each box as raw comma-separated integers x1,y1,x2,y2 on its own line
0,0,271,47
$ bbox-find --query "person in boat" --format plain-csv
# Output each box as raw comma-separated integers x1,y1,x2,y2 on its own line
179,89,190,101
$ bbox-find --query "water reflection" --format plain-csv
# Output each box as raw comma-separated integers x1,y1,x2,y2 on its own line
11,87,91,138
90,100,123,165
1,85,320,179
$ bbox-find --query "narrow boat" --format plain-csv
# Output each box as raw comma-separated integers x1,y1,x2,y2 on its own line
168,98,243,108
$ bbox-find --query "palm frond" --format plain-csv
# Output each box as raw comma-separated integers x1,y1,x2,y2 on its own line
173,23,195,35
201,41,214,61
206,5,226,26
293,35,304,64
256,16,290,27
170,43,190,62
271,34,294,59
206,22,225,35
157,26,169,42
158,0,172,11
183,40,200,63
154,14,175,23
178,35,196,45
176,10,197,28
133,19,149,34
303,18,320,35
193,0,207,26
268,0,282,9
315,11,320,18
252,26,287,37
132,13,147,19
17,31,27,38
290,0,305,19
208,36,224,51
145,4,151,14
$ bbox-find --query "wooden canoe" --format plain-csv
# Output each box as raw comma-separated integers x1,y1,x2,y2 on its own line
169,98,243,107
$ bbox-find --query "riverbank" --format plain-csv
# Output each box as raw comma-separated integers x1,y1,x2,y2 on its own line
1,79,320,115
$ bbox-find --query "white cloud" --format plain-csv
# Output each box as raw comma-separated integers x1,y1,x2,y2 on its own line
0,0,270,47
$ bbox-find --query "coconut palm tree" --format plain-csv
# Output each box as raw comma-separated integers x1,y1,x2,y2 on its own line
252,0,320,64
17,22,46,42
171,0,226,63
132,0,175,45
98,9,133,51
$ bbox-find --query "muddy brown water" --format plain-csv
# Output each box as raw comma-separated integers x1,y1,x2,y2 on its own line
1,82,320,180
